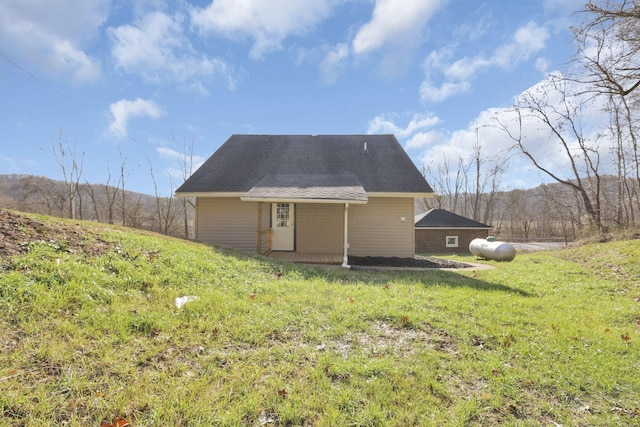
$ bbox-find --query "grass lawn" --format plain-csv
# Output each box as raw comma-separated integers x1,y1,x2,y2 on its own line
1,211,639,426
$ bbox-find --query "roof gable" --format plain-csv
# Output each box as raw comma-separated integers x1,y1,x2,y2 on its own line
415,209,492,229
175,134,433,196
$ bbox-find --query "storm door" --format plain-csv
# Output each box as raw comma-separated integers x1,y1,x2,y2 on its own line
271,203,295,251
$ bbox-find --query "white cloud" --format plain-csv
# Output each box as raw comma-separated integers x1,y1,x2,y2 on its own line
0,155,20,173
448,21,549,77
53,40,101,82
420,80,471,103
368,112,440,139
191,0,335,60
156,146,207,186
156,146,184,160
319,43,350,85
109,11,234,92
536,57,550,73
0,0,107,82
352,0,445,55
109,98,165,138
420,21,550,103
156,146,205,166
405,131,444,149
493,21,549,68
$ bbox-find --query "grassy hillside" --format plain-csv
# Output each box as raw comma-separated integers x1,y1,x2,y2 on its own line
1,210,638,426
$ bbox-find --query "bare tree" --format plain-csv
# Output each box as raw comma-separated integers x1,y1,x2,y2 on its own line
148,157,180,235
51,130,84,220
578,0,640,97
118,145,128,226
422,154,469,213
465,127,506,224
498,78,604,231
84,181,102,222
175,133,196,239
573,1,640,226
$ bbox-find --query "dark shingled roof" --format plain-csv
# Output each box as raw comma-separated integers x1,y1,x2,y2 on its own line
415,209,492,229
175,135,432,200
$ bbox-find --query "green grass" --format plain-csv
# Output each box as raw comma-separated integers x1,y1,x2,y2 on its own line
1,213,639,426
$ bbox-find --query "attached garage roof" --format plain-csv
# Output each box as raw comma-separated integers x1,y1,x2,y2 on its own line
415,208,492,229
175,134,433,199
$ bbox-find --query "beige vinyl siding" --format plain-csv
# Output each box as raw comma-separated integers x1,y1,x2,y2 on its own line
296,203,343,253
349,197,415,257
195,197,258,251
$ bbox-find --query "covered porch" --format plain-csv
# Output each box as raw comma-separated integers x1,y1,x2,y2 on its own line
241,172,369,268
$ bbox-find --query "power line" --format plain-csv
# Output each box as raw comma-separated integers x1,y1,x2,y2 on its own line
0,51,70,101
0,51,148,150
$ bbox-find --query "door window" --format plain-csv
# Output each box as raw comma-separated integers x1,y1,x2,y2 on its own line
276,203,290,227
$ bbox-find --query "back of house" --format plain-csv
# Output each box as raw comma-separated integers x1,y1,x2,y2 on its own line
175,134,433,263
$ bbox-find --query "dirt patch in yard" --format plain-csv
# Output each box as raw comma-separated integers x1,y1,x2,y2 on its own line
348,255,471,269
0,209,116,261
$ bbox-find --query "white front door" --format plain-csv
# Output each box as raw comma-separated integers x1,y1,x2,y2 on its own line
271,203,295,251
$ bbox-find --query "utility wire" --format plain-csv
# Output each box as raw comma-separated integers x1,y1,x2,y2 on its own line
0,51,71,102
0,51,147,149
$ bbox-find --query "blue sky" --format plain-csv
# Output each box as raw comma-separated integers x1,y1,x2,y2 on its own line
0,0,587,195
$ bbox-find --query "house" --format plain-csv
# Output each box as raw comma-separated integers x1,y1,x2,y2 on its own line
415,208,492,254
175,135,433,266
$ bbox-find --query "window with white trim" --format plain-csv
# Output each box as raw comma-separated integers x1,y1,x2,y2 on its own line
446,236,459,248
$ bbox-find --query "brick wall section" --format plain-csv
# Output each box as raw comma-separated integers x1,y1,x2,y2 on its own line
415,229,491,254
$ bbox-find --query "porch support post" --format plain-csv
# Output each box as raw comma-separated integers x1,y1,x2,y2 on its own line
342,202,351,269
257,202,262,253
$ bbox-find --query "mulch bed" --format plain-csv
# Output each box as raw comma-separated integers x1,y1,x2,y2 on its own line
348,255,470,269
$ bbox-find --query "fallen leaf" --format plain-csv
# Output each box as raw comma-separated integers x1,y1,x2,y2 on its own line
101,417,130,427
621,334,631,341
249,293,256,300
278,388,287,398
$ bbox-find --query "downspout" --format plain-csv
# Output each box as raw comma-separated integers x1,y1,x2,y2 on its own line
342,202,351,269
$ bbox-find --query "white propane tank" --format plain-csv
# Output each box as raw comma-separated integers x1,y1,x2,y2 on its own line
469,237,516,261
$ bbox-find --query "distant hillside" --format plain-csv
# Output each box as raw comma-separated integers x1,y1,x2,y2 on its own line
0,174,191,238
